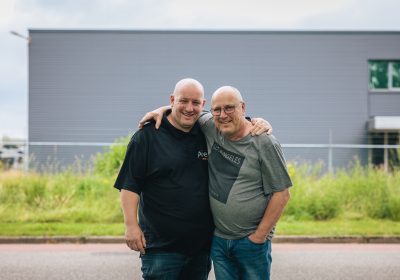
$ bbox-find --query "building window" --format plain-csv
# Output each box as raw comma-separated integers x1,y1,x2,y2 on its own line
369,132,400,170
393,62,400,88
369,60,400,90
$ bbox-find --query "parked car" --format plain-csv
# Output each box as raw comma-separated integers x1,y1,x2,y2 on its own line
0,144,24,168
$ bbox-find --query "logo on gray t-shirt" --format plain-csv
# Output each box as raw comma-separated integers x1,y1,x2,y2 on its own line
209,142,244,204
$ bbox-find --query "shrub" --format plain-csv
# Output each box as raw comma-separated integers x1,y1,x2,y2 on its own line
1,156,399,224
283,160,400,221
22,174,48,207
305,191,340,220
387,196,400,221
0,170,121,223
93,136,130,176
283,163,341,221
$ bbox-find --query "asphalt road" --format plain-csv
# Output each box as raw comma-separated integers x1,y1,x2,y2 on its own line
0,243,399,280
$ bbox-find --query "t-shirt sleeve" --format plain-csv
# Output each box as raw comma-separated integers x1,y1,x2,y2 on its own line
113,132,147,194
259,135,293,194
197,111,214,131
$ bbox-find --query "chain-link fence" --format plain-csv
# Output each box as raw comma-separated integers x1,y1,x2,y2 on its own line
1,140,400,173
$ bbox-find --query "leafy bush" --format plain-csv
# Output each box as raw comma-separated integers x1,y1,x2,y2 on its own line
283,161,400,221
1,157,399,225
387,196,400,221
93,136,130,176
305,192,340,220
283,163,341,221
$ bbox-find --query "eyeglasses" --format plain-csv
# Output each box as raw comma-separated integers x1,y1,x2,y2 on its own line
211,103,242,116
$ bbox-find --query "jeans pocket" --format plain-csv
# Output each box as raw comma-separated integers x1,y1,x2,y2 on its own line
245,236,266,246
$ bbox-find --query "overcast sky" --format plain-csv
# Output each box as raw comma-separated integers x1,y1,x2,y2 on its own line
1,0,399,139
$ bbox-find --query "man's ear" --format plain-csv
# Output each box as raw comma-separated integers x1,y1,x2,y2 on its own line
170,94,175,107
202,99,206,107
241,102,246,116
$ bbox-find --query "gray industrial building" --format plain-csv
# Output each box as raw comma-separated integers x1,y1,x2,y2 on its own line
28,30,400,171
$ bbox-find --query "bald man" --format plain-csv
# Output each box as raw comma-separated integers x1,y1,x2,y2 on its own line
199,86,292,280
115,78,214,280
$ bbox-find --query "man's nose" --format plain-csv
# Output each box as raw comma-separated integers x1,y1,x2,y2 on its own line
185,102,194,111
219,109,228,118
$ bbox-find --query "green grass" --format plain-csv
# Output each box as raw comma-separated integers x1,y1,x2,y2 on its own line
277,219,400,236
1,219,399,236
284,161,400,221
0,223,124,236
1,149,400,237
0,171,122,224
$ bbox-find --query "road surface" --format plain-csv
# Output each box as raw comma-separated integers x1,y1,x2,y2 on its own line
0,243,399,280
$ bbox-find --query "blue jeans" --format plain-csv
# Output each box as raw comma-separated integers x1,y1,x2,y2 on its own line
211,235,272,280
140,250,211,280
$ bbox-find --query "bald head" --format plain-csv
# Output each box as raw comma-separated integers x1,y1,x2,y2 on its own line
211,86,243,104
168,78,206,133
173,78,204,98
211,86,248,140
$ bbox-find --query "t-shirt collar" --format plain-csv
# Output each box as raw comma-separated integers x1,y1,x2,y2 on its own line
161,110,200,137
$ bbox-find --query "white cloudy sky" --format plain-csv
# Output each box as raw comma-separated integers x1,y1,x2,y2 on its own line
0,0,399,139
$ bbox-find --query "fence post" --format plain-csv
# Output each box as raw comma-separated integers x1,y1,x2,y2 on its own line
24,140,29,172
384,132,388,173
328,130,333,173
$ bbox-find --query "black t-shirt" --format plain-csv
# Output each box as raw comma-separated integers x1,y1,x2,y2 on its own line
114,114,214,256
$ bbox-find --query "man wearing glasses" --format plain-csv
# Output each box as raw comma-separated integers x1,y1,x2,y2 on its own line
200,86,292,280
140,84,291,280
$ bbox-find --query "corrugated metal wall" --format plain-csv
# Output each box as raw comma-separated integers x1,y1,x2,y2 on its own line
28,30,400,170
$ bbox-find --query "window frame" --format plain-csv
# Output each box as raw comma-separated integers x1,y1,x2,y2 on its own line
369,60,400,92
390,61,400,90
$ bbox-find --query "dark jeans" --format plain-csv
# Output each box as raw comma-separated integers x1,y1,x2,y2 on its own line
140,250,211,280
211,235,272,280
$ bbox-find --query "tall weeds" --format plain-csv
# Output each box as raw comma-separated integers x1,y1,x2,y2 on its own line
0,159,399,224
284,161,400,221
0,171,121,223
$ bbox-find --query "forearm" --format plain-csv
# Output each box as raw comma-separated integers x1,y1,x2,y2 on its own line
255,188,290,238
138,105,171,129
120,189,147,252
120,189,140,227
159,105,171,111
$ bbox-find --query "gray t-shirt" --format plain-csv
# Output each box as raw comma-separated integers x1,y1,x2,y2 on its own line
198,113,292,240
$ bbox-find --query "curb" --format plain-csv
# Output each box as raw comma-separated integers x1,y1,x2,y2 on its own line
0,236,125,244
272,236,400,244
1,236,399,244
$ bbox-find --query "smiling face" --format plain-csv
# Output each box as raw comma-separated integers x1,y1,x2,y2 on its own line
168,81,206,132
211,86,246,139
